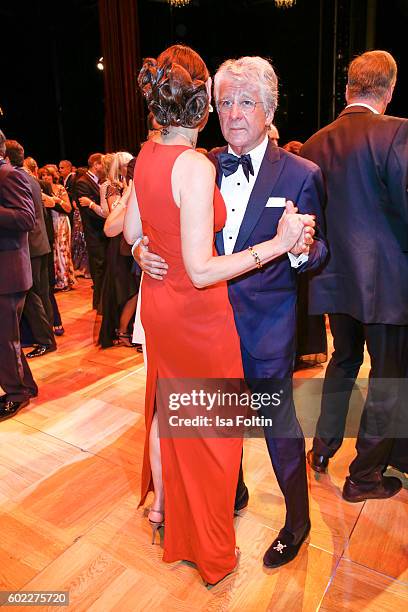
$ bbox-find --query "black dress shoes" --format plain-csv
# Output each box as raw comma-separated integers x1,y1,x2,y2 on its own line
307,450,329,474
234,484,249,514
342,476,402,503
26,344,57,358
0,399,30,422
263,522,311,569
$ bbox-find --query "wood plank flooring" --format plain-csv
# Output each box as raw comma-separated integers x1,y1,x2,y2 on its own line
0,279,407,611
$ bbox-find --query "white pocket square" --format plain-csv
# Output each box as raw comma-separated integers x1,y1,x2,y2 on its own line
265,197,286,208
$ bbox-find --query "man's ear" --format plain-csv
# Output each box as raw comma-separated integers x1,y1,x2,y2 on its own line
265,109,274,128
345,84,350,104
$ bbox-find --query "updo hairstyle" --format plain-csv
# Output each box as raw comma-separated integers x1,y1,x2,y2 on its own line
138,44,210,129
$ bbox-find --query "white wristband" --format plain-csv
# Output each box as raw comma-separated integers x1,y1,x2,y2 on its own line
131,237,143,258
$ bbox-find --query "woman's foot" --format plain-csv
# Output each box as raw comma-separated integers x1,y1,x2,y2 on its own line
53,325,65,336
114,330,134,347
148,508,164,544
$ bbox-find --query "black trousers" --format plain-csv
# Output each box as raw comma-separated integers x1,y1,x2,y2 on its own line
240,344,309,543
86,237,107,310
313,313,408,485
0,291,38,401
23,255,55,347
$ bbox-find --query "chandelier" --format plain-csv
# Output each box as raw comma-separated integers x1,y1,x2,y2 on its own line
275,0,296,7
168,0,192,7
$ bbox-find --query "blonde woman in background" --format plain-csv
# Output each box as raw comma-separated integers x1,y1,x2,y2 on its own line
98,152,139,347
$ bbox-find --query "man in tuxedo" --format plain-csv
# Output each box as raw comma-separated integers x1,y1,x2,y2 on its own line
302,50,408,501
58,159,75,226
5,140,56,358
135,56,327,568
0,130,37,421
58,160,75,198
75,153,107,309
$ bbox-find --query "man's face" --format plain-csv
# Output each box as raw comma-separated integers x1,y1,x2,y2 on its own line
216,76,272,155
58,161,71,179
93,160,104,179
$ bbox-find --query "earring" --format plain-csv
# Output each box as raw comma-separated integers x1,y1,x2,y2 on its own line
208,103,214,113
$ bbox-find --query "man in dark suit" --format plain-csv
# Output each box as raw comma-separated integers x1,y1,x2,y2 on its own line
0,130,37,420
134,56,327,568
58,159,75,226
75,153,107,309
5,140,56,358
302,50,408,501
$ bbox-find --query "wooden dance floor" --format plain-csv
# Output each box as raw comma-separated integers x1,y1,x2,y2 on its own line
1,280,407,611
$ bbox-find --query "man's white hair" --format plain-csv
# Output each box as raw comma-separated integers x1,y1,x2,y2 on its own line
214,56,278,116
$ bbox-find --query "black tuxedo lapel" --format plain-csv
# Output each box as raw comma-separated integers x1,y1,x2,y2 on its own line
233,141,282,253
85,173,100,200
213,146,228,256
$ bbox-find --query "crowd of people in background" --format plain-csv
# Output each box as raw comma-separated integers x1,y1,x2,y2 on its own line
3,142,145,356
2,115,322,364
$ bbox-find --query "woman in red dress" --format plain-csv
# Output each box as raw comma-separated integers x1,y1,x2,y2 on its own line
125,45,310,585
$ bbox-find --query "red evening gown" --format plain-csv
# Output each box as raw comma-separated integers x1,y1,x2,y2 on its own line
135,140,243,584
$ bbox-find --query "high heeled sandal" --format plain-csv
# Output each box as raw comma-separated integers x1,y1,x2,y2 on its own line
148,508,164,545
114,330,134,348
203,546,240,588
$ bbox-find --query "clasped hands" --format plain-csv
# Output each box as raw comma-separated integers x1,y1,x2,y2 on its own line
280,200,315,256
134,200,315,280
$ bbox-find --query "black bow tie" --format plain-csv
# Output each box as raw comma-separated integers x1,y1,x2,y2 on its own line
219,152,254,182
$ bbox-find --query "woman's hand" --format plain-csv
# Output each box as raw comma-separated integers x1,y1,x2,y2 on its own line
79,196,91,207
42,193,55,208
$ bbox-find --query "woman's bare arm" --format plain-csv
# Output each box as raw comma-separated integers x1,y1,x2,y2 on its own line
176,151,308,288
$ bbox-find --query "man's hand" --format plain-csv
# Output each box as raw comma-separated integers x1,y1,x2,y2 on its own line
284,200,315,256
134,236,168,280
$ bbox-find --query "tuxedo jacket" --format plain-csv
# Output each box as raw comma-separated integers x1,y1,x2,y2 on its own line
0,160,35,294
301,106,408,325
74,173,105,248
27,174,51,258
64,173,75,203
209,141,327,360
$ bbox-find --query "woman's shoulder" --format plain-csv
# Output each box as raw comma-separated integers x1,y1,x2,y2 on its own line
177,147,214,175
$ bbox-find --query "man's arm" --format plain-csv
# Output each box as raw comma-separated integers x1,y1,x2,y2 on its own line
0,169,35,231
291,166,328,273
75,179,104,221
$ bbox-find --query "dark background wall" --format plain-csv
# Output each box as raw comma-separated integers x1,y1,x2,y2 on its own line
0,0,406,165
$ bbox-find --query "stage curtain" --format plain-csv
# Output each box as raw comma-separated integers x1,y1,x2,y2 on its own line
98,0,145,154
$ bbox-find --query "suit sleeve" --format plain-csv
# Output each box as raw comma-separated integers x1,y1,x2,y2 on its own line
75,178,103,222
385,121,408,251
0,169,36,231
295,165,328,273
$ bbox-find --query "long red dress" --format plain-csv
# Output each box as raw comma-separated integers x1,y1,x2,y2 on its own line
135,140,243,584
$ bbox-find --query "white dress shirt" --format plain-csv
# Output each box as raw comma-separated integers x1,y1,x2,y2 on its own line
220,135,307,267
345,102,379,114
221,137,268,255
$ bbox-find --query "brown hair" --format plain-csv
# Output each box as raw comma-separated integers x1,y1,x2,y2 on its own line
38,166,50,181
5,140,24,167
347,50,397,101
138,44,209,129
88,153,103,169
